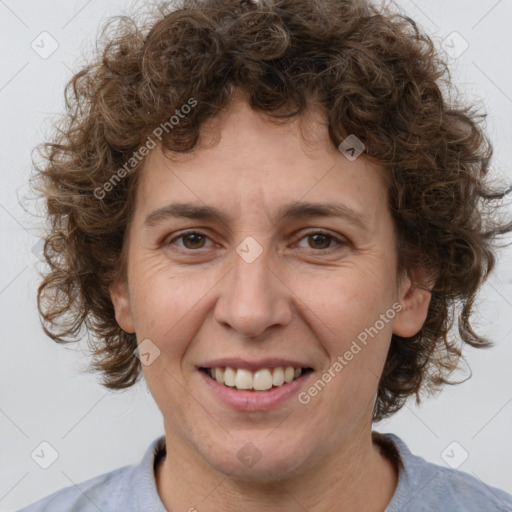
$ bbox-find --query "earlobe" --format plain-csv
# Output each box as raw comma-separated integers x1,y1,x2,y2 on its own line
393,267,435,338
110,279,136,334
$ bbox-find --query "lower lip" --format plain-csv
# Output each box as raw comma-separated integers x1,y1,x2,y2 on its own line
198,370,312,411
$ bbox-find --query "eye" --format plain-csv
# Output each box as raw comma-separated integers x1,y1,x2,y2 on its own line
166,229,347,253
295,230,347,251
168,231,212,250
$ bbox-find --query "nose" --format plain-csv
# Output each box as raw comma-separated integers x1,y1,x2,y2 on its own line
213,245,294,338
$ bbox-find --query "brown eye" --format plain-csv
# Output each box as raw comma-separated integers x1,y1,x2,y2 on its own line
295,230,347,252
167,231,211,250
181,233,207,249
307,233,333,250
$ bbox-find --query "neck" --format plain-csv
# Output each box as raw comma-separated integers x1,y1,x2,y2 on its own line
155,429,398,512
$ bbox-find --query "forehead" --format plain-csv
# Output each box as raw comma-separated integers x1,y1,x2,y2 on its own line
133,99,390,229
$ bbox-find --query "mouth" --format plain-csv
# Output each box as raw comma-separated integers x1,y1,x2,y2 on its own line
199,366,314,392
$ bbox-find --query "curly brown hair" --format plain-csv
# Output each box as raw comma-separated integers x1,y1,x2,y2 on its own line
31,0,511,421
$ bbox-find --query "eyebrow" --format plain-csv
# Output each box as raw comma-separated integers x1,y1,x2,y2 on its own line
143,201,370,230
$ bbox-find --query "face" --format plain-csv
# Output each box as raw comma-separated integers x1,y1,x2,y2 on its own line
111,98,431,482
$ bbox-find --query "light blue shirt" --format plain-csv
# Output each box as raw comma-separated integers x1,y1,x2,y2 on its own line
15,432,512,511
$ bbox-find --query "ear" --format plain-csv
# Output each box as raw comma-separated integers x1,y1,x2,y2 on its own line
110,279,136,334
393,266,435,338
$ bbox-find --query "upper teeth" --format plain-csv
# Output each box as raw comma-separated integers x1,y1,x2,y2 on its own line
207,366,303,391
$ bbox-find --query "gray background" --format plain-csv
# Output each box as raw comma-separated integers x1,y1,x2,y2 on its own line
1,0,511,510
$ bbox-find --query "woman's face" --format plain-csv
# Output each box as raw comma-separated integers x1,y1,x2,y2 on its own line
111,98,430,481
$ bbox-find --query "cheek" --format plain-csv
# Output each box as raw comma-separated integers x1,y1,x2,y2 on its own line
293,265,397,410
297,265,396,339
127,255,233,368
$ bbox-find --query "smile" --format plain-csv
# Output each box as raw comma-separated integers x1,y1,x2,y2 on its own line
201,366,313,391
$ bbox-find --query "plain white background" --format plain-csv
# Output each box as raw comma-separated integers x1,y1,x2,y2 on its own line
1,0,511,510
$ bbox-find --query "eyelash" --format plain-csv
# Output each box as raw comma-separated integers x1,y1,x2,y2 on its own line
166,230,348,253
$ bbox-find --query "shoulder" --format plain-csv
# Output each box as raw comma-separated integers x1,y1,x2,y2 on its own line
14,466,130,512
15,436,166,512
374,432,512,512
425,464,512,511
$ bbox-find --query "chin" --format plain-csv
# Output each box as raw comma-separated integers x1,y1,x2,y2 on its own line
201,437,312,483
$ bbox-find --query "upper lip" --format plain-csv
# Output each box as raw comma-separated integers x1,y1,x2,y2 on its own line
198,358,313,371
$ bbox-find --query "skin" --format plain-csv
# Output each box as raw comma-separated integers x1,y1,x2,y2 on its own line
110,95,432,512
